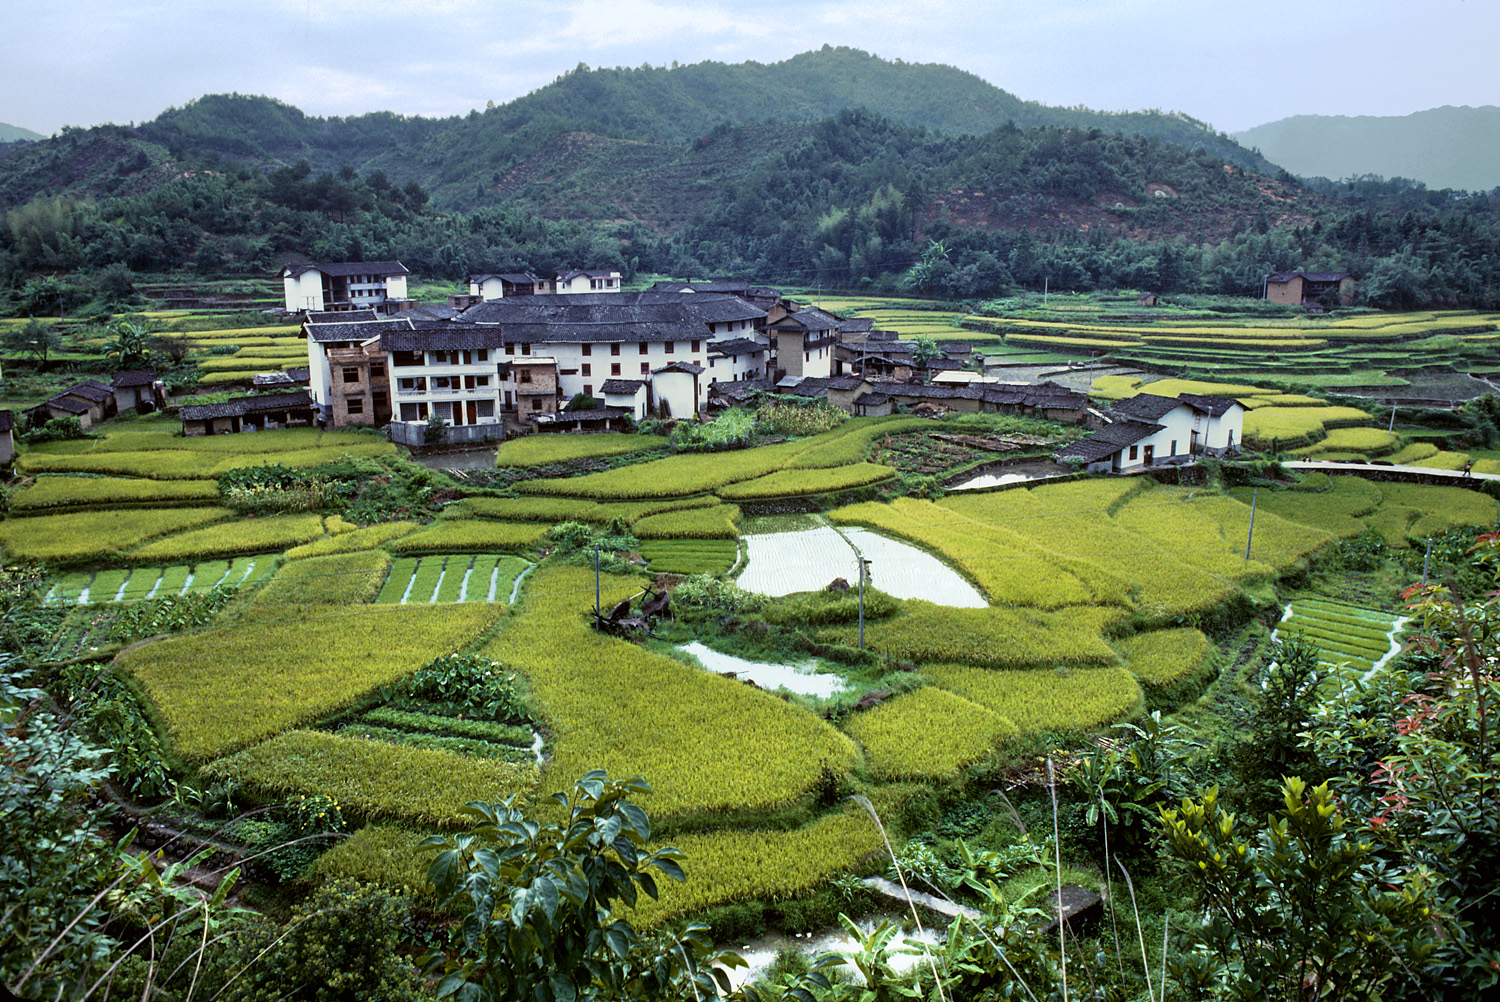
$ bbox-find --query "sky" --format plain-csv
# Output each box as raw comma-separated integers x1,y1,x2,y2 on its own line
3,0,1497,137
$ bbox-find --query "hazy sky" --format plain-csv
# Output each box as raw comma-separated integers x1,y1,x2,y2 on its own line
4,0,1497,136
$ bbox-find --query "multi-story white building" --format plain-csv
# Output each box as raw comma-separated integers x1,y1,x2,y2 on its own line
468,272,551,300
282,261,411,313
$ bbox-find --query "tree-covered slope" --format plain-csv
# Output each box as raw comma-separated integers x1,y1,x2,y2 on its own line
1236,106,1500,192
0,122,44,143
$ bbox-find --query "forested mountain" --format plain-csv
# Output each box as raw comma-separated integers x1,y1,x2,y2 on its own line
1236,106,1500,193
2,49,1499,309
0,47,1271,216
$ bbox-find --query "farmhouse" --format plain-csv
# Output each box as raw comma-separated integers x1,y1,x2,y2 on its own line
1264,271,1356,308
282,261,412,314
179,391,315,436
769,307,839,383
555,269,623,294
27,380,116,429
1059,392,1243,472
111,369,163,414
469,272,551,300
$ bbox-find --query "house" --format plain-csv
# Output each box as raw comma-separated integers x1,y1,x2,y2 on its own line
599,379,649,422
179,391,315,436
304,313,404,426
1264,271,1356,308
555,270,622,294
1137,292,1159,307
111,369,163,413
650,361,704,418
1057,391,1242,472
28,380,116,429
469,273,550,300
282,261,412,313
768,307,839,382
0,410,15,464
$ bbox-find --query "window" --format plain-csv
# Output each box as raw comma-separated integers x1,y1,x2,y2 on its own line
1170,440,1177,456
477,400,495,418
709,357,716,368
691,340,700,352
476,375,490,387
504,391,512,408
805,352,810,362
530,398,542,411
583,384,592,396
370,362,385,379
639,342,648,355
582,344,591,356
581,363,591,376
392,350,422,367
346,398,364,414
476,349,488,362
521,343,531,355
505,343,515,355
664,341,674,354
400,402,420,421
1128,445,1138,461
342,366,360,383
611,363,621,376
519,370,533,384
640,362,649,374
372,389,388,405
610,344,620,356
464,375,477,389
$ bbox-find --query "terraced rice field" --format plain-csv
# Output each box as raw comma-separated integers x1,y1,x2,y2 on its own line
1275,597,1404,675
43,558,274,605
371,554,530,605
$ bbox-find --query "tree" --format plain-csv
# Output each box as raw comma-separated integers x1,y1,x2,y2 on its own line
420,772,745,1002
19,274,62,317
1160,778,1448,1002
103,319,152,371
908,336,940,384
3,319,66,365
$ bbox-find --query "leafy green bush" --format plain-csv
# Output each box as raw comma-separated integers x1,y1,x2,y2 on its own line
381,652,529,721
670,574,762,614
762,587,901,626
671,409,757,452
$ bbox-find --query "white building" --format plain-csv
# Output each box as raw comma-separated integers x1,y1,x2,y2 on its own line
555,270,623,295
1060,392,1245,473
282,261,411,313
768,307,839,382
468,273,550,300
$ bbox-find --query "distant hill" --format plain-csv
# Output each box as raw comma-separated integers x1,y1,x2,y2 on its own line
1236,106,1500,192
0,121,44,143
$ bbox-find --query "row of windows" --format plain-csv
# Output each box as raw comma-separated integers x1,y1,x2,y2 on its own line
340,362,386,383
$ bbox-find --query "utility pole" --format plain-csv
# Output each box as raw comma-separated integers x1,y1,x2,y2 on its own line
1244,488,1258,561
1422,538,1433,586
1389,405,1397,433
593,545,601,617
857,557,872,649
1043,276,1049,308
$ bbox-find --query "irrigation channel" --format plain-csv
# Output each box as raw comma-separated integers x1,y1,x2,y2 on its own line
736,521,987,607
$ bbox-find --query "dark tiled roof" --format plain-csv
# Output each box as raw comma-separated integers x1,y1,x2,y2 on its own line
405,304,461,321
647,279,750,294
709,379,774,401
941,342,973,355
306,317,413,343
655,361,704,376
1057,421,1164,463
1178,393,1241,416
180,391,312,422
772,307,840,332
64,381,114,404
307,309,378,324
599,379,645,394
462,291,763,329
382,327,506,352
112,369,157,388
853,392,891,407
708,337,767,357
1111,393,1186,421
284,260,408,279
1268,270,1352,283
41,396,93,415
836,318,874,333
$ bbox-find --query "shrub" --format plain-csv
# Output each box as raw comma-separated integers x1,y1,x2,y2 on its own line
670,574,762,614
670,409,756,452
762,587,901,627
18,417,89,444
382,652,529,721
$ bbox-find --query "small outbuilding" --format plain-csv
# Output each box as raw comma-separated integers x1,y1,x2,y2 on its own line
179,391,315,436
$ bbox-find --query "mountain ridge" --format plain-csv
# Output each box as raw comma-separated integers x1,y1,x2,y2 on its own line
1235,105,1500,192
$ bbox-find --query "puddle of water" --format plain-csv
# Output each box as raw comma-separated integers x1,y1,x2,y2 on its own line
677,641,848,697
950,471,1033,490
737,525,987,608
